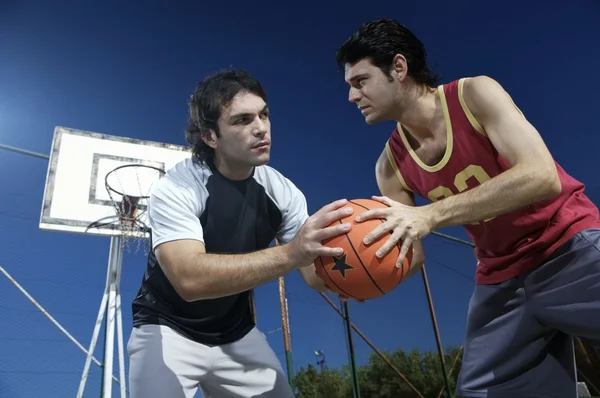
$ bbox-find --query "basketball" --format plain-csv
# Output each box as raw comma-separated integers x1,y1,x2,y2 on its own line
314,199,413,301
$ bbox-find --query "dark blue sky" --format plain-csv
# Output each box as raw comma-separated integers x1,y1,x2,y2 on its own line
1,1,599,396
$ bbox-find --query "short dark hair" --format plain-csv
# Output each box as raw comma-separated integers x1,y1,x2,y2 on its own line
185,69,268,163
335,18,441,87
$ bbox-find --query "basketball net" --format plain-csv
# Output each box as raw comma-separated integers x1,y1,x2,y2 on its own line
105,164,165,255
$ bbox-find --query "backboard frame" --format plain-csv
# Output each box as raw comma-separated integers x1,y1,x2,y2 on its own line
39,126,191,238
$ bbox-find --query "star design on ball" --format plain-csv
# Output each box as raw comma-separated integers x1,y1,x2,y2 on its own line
330,254,354,279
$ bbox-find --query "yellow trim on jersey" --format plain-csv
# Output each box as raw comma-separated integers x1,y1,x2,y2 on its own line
384,141,413,192
397,84,453,173
458,78,486,136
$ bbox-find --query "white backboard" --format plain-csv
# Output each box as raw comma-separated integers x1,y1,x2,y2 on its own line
40,126,191,237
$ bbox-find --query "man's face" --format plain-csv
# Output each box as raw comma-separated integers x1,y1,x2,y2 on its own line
344,59,402,124
210,91,271,169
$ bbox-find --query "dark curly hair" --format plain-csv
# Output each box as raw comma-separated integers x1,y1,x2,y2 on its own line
335,18,441,87
185,69,268,163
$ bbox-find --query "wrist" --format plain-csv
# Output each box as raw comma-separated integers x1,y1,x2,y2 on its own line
278,243,303,271
423,200,449,231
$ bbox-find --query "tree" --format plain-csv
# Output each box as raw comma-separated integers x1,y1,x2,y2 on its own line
293,364,352,398
292,346,463,398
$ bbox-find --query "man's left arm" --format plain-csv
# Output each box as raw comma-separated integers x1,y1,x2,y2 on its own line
425,75,562,229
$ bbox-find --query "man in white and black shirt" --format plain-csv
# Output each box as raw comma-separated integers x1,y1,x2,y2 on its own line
127,69,352,398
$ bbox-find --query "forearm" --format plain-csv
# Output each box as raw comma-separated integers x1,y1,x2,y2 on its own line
427,163,560,229
177,245,297,301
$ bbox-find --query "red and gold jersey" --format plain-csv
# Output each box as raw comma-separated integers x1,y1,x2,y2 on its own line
385,78,600,284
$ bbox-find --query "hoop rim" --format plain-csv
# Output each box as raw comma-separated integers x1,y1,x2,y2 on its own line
104,164,165,198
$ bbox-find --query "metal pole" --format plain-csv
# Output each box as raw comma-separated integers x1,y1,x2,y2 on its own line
250,290,257,325
341,300,361,398
319,293,426,398
432,231,474,247
78,236,126,398
101,235,125,397
421,265,452,397
278,276,294,387
0,264,121,386
0,143,50,159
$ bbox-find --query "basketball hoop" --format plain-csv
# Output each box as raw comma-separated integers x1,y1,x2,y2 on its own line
104,164,165,254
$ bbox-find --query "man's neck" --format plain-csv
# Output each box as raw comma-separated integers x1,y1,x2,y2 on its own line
392,85,439,141
212,154,253,181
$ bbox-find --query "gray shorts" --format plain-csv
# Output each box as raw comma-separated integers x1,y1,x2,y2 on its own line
128,325,294,398
456,228,600,398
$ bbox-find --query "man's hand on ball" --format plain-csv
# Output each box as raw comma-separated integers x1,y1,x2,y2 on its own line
287,199,353,268
355,195,435,267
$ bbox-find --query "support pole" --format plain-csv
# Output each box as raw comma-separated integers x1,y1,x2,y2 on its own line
250,290,257,325
421,265,452,398
278,276,294,387
341,299,361,398
77,236,127,398
319,293,426,398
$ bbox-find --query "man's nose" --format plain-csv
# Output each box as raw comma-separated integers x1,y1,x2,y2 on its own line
348,87,361,103
252,117,267,136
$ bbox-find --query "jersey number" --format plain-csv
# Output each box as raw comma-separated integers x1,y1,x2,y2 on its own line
427,164,494,224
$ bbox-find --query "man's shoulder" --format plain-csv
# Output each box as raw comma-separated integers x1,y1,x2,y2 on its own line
151,157,211,200
452,75,501,100
253,164,305,202
254,164,296,188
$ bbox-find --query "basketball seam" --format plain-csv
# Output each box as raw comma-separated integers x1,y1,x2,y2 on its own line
316,256,356,298
348,200,391,295
338,201,386,296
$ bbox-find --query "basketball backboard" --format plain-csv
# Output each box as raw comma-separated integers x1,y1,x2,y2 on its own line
39,126,191,238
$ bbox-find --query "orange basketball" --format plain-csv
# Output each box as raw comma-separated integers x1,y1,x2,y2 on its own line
315,199,413,301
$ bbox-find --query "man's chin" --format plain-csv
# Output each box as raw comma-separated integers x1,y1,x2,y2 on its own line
251,153,270,166
364,114,382,125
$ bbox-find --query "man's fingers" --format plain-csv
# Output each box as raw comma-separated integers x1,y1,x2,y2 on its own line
318,198,349,216
316,222,351,242
396,237,414,268
363,221,393,245
375,230,402,259
319,205,353,228
355,207,388,223
316,246,345,258
371,195,393,206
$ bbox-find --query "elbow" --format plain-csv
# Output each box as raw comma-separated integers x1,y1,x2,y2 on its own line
158,252,210,302
172,277,208,302
174,280,199,302
538,167,562,201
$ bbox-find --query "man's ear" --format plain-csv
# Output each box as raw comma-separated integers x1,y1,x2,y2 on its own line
201,129,218,149
391,53,409,82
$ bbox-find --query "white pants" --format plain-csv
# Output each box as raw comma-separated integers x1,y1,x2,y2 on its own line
127,324,294,398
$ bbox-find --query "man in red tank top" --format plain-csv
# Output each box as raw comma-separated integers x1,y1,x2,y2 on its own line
335,18,600,398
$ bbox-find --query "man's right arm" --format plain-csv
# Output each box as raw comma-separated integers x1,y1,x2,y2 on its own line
150,176,350,302
155,239,298,302
149,179,301,302
375,145,425,278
